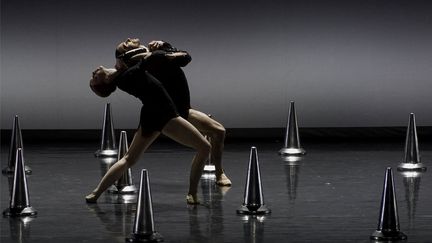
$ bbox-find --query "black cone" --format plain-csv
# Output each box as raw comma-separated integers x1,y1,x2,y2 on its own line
237,147,271,215
113,131,137,194
3,149,37,217
95,103,118,157
126,169,163,242
279,101,306,156
370,167,407,241
2,115,31,174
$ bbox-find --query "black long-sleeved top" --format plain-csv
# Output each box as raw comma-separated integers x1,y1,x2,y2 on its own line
142,50,192,118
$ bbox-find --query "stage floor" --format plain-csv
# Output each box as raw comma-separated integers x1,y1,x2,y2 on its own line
1,138,432,242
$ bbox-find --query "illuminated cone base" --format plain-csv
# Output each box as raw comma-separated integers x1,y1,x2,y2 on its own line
95,149,118,157
203,164,216,173
279,148,306,156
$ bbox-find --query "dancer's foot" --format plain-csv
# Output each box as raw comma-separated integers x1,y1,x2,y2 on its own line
85,192,99,203
216,173,232,187
186,194,200,205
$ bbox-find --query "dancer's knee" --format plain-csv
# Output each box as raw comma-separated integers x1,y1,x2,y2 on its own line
216,126,226,139
211,125,226,142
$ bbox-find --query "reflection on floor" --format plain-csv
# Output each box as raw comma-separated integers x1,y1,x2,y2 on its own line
1,140,432,242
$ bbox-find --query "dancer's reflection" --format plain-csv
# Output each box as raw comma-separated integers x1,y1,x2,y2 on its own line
199,177,227,242
86,203,134,236
185,177,229,242
187,206,205,243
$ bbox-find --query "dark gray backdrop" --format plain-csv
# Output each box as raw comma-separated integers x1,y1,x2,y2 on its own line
1,0,431,129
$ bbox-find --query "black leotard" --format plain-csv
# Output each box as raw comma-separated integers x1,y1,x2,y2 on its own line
143,50,192,119
114,60,179,135
122,48,192,119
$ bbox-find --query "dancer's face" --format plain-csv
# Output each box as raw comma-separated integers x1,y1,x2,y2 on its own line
116,38,142,54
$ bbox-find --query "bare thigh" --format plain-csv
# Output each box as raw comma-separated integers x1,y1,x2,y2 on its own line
161,116,210,150
187,109,225,136
123,127,160,165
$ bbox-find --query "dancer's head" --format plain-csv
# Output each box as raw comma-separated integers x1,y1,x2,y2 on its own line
115,38,147,58
89,66,117,97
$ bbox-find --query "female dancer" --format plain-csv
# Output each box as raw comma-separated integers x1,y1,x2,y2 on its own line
115,38,231,186
87,55,210,204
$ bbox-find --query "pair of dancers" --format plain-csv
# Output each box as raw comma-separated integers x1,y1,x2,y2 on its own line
87,38,231,204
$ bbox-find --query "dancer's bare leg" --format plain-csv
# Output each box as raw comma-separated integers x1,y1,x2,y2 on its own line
187,109,231,186
161,116,211,204
86,128,160,202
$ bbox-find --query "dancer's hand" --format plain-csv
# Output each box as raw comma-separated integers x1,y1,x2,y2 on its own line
148,40,165,51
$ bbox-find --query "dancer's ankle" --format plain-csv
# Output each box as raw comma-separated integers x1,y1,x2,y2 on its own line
186,193,200,205
85,190,100,203
216,172,232,187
